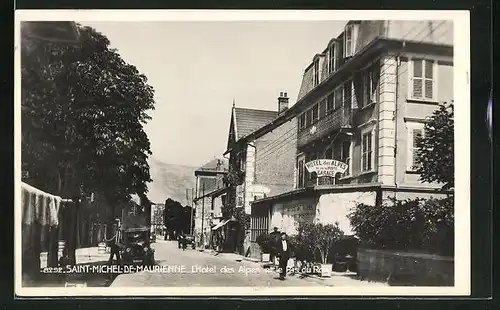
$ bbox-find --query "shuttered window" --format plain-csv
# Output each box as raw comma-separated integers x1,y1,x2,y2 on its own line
344,80,352,109
299,113,306,130
314,59,320,86
361,131,373,172
344,25,353,57
327,93,334,112
306,109,312,127
312,103,319,122
411,59,435,100
319,100,327,119
328,43,336,73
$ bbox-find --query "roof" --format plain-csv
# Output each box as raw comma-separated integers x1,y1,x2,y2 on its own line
234,107,278,140
195,158,228,173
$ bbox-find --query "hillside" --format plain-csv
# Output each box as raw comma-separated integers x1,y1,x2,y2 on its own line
146,157,197,205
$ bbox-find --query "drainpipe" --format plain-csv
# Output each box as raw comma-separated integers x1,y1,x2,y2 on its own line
394,54,401,200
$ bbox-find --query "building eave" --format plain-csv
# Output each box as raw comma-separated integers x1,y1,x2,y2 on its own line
252,182,452,206
193,187,229,202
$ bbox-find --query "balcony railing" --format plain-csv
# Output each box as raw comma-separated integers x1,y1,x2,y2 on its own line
298,107,353,148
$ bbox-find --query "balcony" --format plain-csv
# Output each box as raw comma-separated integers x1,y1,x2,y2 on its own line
298,107,353,148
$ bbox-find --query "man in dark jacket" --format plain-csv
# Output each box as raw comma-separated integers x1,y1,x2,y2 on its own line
107,219,121,266
269,227,281,264
276,232,293,280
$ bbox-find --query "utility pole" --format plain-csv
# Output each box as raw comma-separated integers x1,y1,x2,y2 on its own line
190,188,194,235
185,189,190,235
201,183,205,249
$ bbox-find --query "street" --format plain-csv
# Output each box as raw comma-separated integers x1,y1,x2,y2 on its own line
110,240,324,287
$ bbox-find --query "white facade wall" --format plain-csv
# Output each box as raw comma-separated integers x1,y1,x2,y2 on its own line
269,191,377,236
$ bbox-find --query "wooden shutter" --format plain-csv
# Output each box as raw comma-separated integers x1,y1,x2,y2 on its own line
412,59,423,98
424,60,434,100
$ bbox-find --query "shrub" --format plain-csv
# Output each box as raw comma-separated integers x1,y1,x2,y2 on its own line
255,233,273,253
347,197,454,256
295,222,345,264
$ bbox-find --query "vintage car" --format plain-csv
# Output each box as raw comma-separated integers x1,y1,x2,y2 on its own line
178,234,196,249
119,227,155,266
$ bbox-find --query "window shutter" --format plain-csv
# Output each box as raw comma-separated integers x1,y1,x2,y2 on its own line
345,26,352,56
344,81,352,109
424,60,434,99
412,59,423,98
319,100,326,118
312,104,318,121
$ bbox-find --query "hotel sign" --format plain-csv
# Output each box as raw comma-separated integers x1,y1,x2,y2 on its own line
305,159,348,177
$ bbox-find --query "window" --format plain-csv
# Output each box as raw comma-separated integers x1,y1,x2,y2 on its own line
334,86,343,110
344,25,353,57
341,141,352,176
297,158,305,188
407,123,425,171
336,39,344,68
313,59,320,86
327,93,334,112
306,109,312,127
312,104,319,122
299,113,306,130
343,80,352,109
362,64,379,107
328,43,336,73
319,100,326,119
410,59,436,101
361,130,374,172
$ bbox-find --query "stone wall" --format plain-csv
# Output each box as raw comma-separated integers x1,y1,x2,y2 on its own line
357,248,454,286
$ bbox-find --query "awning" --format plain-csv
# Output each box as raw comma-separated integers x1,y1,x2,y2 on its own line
211,219,230,231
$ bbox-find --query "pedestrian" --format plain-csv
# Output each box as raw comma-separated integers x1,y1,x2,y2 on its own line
106,219,121,266
269,227,281,265
276,232,293,280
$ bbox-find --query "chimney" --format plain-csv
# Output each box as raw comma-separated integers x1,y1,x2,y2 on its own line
278,91,289,114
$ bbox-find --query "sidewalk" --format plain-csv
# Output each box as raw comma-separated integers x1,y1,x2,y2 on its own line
40,246,109,268
32,246,115,287
202,249,387,287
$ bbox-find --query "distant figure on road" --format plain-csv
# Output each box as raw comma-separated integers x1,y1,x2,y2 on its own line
276,232,293,280
107,219,121,266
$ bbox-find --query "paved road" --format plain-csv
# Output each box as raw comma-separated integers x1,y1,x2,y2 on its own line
110,240,323,287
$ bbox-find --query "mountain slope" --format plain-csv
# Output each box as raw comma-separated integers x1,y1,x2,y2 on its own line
146,157,197,205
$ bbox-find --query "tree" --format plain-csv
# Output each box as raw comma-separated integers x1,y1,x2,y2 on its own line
21,24,155,204
414,102,454,191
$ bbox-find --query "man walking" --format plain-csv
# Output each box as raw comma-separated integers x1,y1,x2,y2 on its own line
107,219,121,266
269,227,281,265
277,232,292,280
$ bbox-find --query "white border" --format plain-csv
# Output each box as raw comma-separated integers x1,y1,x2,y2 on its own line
14,10,470,297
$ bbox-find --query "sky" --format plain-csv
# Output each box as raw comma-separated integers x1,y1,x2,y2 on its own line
79,21,346,168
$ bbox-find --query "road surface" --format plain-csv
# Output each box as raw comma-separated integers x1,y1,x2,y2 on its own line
110,240,324,287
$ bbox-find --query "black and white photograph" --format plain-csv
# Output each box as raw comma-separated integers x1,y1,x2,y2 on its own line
14,10,470,296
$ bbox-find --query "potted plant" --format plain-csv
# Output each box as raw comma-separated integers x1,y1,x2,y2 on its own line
299,222,344,277
256,233,272,262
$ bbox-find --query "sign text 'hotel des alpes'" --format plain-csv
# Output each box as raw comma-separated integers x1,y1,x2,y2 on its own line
305,159,348,177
